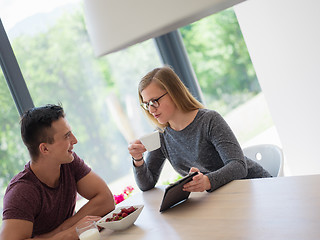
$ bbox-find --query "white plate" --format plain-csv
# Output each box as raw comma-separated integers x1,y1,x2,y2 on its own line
97,205,144,231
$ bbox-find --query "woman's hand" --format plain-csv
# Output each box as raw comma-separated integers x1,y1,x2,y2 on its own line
128,139,147,166
183,167,211,192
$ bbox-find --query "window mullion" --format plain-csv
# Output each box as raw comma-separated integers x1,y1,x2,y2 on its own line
154,30,204,104
0,19,34,116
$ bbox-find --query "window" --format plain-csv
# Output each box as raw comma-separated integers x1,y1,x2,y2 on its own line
0,69,29,222
180,8,281,146
0,2,282,206
0,0,162,194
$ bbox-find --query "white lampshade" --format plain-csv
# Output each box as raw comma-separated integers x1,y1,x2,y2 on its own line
83,0,246,57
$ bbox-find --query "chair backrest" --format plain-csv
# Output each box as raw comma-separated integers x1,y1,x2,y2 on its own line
242,144,284,177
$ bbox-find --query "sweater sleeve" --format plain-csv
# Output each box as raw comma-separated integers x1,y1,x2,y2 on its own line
133,147,167,191
205,111,248,192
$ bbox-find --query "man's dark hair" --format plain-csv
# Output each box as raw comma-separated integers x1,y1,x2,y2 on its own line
20,104,65,159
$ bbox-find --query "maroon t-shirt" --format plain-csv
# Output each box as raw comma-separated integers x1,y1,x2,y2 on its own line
2,153,91,237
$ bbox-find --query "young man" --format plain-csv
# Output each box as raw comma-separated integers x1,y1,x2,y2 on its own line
0,104,115,240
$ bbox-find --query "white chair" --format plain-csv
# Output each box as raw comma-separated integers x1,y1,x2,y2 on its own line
242,144,284,177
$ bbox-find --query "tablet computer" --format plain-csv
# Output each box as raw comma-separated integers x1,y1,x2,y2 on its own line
159,171,198,212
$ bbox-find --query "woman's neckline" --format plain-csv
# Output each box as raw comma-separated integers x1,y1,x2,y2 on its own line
168,109,201,132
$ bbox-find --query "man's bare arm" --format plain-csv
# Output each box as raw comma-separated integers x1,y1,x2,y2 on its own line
55,171,115,232
0,219,75,240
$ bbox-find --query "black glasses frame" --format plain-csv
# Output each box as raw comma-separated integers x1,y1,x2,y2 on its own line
140,92,168,111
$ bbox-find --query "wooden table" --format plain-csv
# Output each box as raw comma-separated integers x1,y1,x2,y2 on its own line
101,175,320,240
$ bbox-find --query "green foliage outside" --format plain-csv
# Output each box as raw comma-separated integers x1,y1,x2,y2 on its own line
0,74,28,186
1,6,159,197
11,9,122,178
0,71,29,224
180,9,260,115
162,175,183,186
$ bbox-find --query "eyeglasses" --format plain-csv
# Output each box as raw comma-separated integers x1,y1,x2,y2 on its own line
140,92,168,111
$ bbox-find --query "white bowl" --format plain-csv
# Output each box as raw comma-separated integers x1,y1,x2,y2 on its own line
97,205,144,231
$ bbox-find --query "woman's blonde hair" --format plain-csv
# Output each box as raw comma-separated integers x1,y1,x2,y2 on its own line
138,65,204,129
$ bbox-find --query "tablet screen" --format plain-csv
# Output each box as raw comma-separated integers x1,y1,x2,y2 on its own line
159,172,198,212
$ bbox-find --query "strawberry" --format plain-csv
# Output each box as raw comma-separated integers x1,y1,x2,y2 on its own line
105,206,138,222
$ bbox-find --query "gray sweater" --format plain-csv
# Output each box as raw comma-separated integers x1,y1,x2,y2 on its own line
133,108,271,192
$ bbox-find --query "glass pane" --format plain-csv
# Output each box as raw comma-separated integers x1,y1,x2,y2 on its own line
0,69,29,224
0,0,162,194
180,8,281,147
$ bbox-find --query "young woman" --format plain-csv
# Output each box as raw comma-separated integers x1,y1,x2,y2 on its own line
128,66,271,193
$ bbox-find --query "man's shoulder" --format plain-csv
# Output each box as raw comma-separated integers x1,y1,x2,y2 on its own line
62,152,91,182
8,162,36,186
4,170,41,213
6,167,40,195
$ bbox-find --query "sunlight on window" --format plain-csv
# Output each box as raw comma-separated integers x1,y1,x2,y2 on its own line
180,8,281,147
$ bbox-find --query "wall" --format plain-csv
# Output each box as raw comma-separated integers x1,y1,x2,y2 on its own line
234,0,320,175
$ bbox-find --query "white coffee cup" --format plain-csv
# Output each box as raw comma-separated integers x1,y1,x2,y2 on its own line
139,130,161,152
